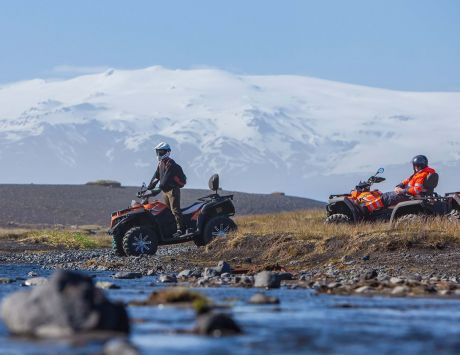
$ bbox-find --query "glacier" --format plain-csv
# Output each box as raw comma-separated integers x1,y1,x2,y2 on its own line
0,66,459,200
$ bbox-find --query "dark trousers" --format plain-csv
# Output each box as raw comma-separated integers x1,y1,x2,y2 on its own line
164,187,185,230
381,191,410,207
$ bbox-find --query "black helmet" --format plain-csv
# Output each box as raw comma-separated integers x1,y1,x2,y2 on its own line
412,155,428,170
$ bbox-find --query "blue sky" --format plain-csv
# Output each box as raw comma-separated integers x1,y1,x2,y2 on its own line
0,0,459,90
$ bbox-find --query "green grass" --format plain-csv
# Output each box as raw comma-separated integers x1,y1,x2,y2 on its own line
0,228,111,249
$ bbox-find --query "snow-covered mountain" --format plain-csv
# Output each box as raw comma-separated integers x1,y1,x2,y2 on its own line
1,66,459,200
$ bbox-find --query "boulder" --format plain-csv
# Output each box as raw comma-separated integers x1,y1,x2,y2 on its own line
195,313,242,336
113,272,142,279
1,270,129,337
254,271,281,289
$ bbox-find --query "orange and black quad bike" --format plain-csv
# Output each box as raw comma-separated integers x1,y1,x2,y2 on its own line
325,168,460,225
109,174,236,256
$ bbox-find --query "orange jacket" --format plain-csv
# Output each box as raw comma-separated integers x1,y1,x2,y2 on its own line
400,166,436,196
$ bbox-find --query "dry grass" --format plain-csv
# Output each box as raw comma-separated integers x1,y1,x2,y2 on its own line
200,209,460,267
0,228,111,249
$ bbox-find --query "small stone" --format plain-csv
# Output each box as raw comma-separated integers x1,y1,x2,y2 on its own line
362,255,370,261
113,272,142,279
159,274,177,283
0,278,15,284
438,289,450,296
392,286,410,295
389,277,404,285
27,271,38,277
248,293,280,304
363,269,378,280
355,286,371,294
177,269,193,279
146,269,156,276
327,282,340,289
254,271,281,289
238,275,254,286
243,257,252,263
195,313,242,336
96,281,120,290
216,261,232,274
24,277,48,286
103,338,139,355
203,268,220,278
220,273,231,278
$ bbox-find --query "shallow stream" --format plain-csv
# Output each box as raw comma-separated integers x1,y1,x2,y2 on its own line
1,265,460,354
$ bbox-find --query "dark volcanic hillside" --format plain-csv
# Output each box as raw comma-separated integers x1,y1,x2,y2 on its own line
0,184,324,227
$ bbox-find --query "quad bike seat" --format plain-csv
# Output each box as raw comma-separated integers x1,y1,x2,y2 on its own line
181,202,204,215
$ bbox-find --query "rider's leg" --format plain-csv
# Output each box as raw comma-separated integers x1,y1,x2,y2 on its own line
381,191,410,207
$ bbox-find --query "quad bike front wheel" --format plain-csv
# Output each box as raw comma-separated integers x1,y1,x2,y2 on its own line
112,232,126,256
194,216,237,247
122,226,158,256
325,214,351,224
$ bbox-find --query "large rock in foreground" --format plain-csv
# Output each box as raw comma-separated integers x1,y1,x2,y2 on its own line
1,270,129,337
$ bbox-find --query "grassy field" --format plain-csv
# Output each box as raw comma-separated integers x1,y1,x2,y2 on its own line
0,227,111,249
200,209,460,267
0,210,458,258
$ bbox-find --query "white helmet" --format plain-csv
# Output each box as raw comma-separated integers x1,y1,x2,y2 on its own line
154,142,171,161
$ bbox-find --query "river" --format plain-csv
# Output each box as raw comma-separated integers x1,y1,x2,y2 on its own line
1,265,460,354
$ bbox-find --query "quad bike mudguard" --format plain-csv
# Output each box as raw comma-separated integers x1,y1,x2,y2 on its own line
326,196,361,222
109,210,159,237
196,196,235,233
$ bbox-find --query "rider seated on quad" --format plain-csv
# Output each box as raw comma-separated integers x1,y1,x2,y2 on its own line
147,142,187,237
381,155,436,207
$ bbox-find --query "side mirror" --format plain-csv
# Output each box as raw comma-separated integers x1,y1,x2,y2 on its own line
208,174,220,193
376,168,384,175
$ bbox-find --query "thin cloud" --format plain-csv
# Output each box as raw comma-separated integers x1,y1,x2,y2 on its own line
52,65,111,75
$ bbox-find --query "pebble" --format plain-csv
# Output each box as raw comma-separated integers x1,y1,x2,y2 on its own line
27,271,38,277
248,293,280,304
355,286,371,294
24,277,48,286
392,286,410,295
390,277,404,285
103,338,139,355
159,274,177,283
0,277,15,284
95,281,120,289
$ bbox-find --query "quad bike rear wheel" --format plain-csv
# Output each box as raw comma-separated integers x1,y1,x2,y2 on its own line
194,216,237,247
112,232,126,256
325,214,351,224
448,209,460,223
123,226,159,256
394,214,425,228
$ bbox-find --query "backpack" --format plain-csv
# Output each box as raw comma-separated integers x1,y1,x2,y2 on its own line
173,163,187,188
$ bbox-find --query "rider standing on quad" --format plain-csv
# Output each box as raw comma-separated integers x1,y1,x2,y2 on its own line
148,142,187,237
381,155,436,207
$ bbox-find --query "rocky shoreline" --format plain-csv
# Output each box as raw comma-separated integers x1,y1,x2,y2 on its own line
2,241,460,298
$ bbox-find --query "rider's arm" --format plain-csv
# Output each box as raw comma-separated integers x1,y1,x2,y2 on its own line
147,167,160,190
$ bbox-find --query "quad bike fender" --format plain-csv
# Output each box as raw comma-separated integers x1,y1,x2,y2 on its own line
109,211,159,237
451,194,460,209
326,197,360,222
390,200,426,224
